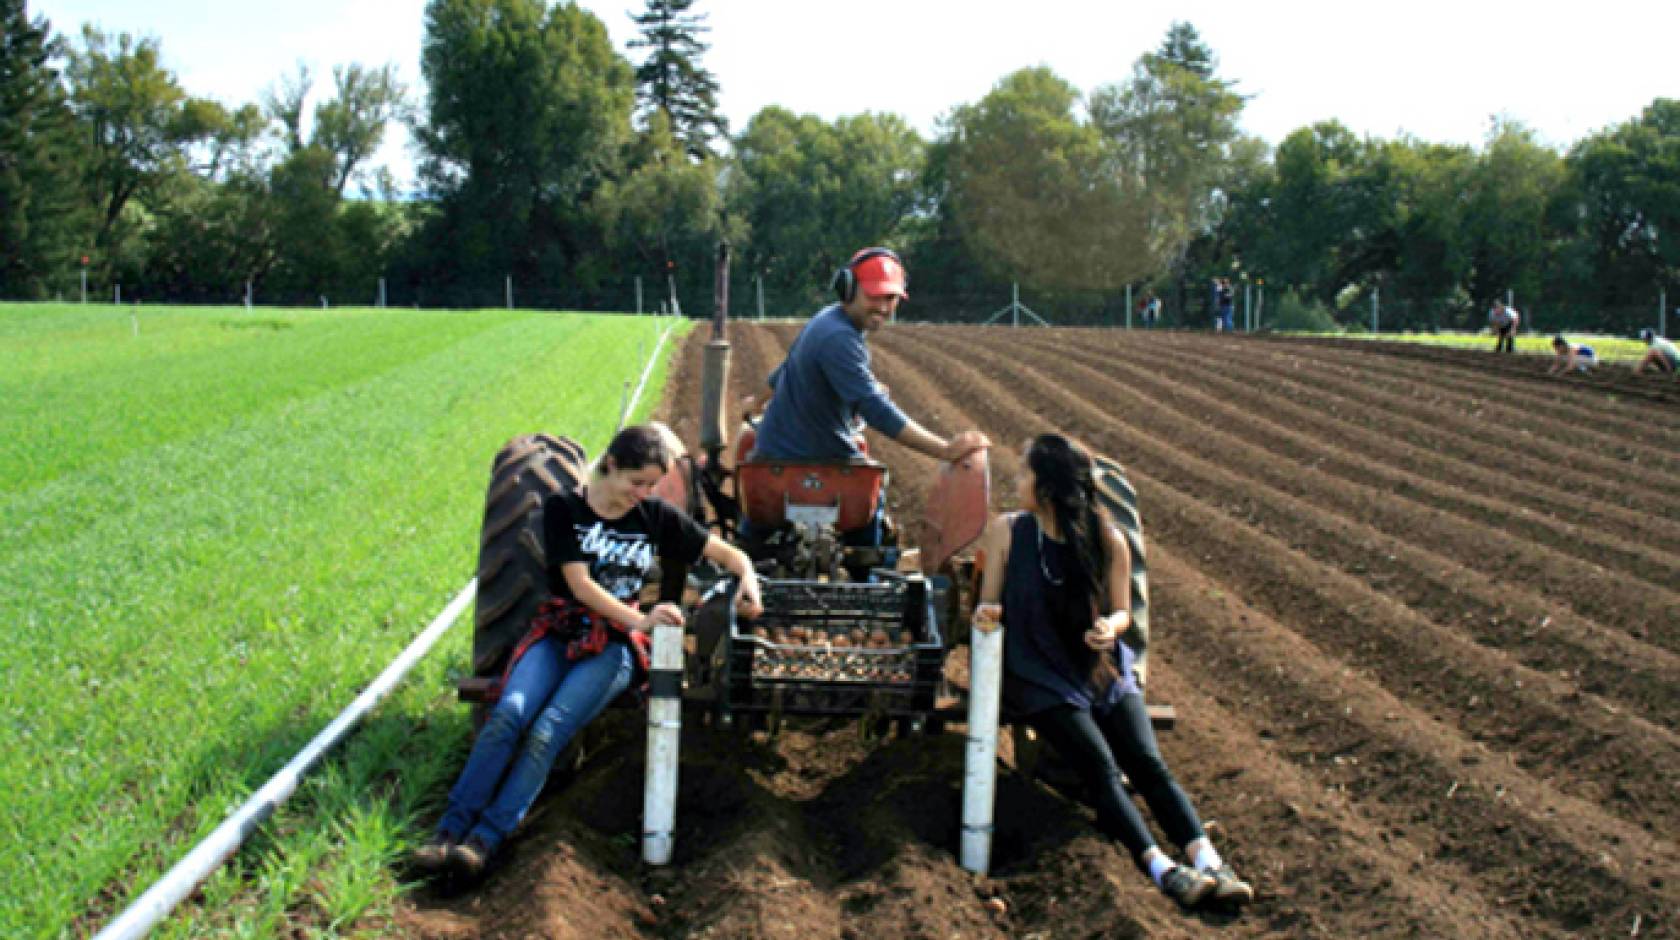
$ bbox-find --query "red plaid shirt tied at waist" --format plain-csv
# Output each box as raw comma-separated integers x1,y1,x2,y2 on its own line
486,597,653,703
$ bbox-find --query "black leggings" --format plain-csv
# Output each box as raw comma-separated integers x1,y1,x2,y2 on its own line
1027,696,1205,867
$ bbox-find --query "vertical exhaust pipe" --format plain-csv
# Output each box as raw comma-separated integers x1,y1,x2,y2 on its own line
642,622,684,865
699,241,732,456
961,624,1004,874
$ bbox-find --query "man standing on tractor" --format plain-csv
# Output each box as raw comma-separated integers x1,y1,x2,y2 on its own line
747,247,990,540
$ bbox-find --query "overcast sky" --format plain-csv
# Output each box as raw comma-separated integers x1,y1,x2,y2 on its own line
31,0,1677,192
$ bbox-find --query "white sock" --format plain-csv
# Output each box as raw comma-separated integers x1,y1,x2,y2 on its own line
1146,853,1176,888
1193,844,1224,872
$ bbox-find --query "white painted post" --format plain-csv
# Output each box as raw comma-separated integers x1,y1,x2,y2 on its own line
1371,288,1379,334
505,276,513,310
1256,286,1264,330
115,284,121,305
756,275,765,320
1125,283,1133,330
635,276,643,315
1661,289,1667,338
642,623,684,865
378,278,386,309
961,624,1004,875
245,281,252,309
80,269,87,304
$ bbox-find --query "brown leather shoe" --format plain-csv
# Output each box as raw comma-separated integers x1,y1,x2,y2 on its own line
448,835,493,879
1206,865,1255,906
412,835,455,874
1160,865,1216,909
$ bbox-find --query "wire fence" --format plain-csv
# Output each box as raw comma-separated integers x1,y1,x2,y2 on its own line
21,273,1680,341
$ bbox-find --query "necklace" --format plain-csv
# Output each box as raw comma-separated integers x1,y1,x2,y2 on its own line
1037,524,1065,586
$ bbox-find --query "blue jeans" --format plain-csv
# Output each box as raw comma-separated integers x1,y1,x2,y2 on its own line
436,636,633,850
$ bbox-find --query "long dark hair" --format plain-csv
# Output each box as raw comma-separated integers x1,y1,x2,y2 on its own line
1025,434,1119,688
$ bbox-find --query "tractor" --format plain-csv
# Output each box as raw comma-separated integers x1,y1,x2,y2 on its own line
456,247,1168,871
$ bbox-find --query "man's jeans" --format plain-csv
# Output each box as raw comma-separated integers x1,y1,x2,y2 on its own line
437,635,633,850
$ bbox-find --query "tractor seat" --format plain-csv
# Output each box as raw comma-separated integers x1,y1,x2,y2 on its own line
737,458,886,534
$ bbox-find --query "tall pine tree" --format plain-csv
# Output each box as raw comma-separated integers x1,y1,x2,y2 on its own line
627,0,726,160
0,0,87,298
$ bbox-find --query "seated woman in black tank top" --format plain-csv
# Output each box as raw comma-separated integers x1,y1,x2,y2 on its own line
971,433,1254,911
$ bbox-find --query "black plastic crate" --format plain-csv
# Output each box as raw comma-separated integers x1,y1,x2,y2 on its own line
716,573,945,720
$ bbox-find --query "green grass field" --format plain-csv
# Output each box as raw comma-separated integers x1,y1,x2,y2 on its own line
0,303,689,938
1337,330,1648,361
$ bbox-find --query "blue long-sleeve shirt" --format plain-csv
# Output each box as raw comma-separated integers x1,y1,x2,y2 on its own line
752,304,909,459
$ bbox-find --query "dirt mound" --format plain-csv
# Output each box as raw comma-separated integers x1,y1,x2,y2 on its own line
395,326,1677,940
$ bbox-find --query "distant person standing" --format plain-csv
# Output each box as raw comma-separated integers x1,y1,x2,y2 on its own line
1635,328,1679,376
1547,335,1597,375
1215,279,1235,332
1488,299,1521,353
1137,291,1161,328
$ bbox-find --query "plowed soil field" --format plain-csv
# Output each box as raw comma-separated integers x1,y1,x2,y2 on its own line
398,326,1678,940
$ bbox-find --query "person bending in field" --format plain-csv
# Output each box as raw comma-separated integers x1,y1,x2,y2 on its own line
971,433,1254,912
1548,335,1597,376
414,425,764,880
1488,300,1521,354
1635,328,1679,377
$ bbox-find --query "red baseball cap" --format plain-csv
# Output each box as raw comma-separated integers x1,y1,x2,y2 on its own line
853,251,908,299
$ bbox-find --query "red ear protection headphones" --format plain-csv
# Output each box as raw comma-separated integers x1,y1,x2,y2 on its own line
832,247,906,303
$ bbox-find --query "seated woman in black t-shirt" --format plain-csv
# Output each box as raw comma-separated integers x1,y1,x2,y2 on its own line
415,425,762,879
971,433,1252,911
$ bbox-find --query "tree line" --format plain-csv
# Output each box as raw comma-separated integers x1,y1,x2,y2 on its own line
3,0,1676,334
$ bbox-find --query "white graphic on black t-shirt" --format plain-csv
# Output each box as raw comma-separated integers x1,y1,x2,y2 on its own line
576,521,656,600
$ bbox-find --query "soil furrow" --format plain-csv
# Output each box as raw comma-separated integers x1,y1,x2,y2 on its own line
895,328,1680,726
1239,334,1680,450
1010,329,1680,581
1272,336,1680,411
866,327,1678,936
879,328,1680,830
852,331,1547,939
1130,332,1680,509
981,329,1680,728
1125,331,1680,538
1146,548,1678,939
401,323,1678,940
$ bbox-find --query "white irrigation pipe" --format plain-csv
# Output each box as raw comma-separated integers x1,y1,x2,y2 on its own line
99,319,684,937
95,581,477,940
960,625,1005,875
619,323,676,429
641,623,684,865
